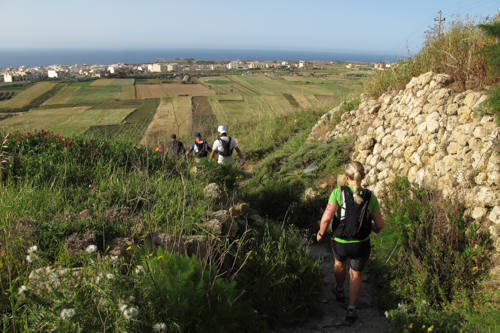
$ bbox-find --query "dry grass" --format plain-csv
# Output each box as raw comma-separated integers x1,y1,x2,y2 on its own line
89,79,114,87
292,94,313,109
0,82,57,109
121,86,136,100
42,87,79,105
142,97,192,145
0,107,133,136
136,83,214,99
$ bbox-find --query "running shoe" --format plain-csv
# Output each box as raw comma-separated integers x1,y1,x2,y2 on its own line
346,308,358,323
332,283,346,302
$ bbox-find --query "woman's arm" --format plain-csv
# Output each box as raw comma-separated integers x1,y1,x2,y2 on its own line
317,202,339,242
371,211,384,233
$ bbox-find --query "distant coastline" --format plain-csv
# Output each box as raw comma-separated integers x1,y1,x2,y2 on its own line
0,48,399,68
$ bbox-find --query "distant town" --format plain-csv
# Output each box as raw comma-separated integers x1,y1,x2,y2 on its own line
0,59,392,83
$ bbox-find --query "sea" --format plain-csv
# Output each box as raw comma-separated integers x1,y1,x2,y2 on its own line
0,48,399,68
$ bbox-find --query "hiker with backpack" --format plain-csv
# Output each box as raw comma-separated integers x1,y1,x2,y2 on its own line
316,161,384,324
209,125,246,167
166,134,185,157
185,132,212,162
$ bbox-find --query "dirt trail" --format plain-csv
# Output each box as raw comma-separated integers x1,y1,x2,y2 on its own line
286,243,391,333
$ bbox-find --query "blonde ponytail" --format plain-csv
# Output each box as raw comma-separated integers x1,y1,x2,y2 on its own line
345,161,365,204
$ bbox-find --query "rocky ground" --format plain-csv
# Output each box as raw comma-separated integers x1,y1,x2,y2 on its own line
286,243,391,333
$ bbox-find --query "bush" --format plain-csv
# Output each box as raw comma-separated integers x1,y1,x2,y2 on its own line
478,20,500,123
363,15,499,97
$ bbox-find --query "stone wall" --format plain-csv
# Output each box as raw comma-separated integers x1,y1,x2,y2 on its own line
309,72,500,246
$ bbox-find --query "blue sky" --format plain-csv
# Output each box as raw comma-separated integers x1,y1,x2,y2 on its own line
1,0,498,56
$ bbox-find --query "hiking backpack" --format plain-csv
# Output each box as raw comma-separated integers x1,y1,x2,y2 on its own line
217,137,233,157
194,141,208,158
331,186,373,240
169,140,184,155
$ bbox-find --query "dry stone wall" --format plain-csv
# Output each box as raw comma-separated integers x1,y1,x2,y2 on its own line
309,72,500,247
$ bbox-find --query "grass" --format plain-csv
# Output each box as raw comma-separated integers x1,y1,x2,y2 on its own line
68,81,95,87
143,96,192,144
42,86,79,105
65,86,124,104
0,106,133,136
111,79,135,86
0,82,58,109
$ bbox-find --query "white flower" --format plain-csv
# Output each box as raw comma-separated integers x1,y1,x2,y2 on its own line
129,296,136,302
110,255,118,262
95,276,101,285
26,255,32,263
421,300,428,306
384,311,389,318
119,304,128,312
106,273,115,280
27,245,38,254
135,265,145,274
123,307,138,319
60,308,76,319
253,310,258,313
18,285,27,294
48,273,59,283
85,245,97,253
398,303,402,308
153,322,167,332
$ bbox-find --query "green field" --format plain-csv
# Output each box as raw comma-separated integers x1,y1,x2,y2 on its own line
42,86,79,105
0,82,58,109
65,86,131,103
69,81,95,87
0,106,133,136
85,99,159,141
111,78,135,86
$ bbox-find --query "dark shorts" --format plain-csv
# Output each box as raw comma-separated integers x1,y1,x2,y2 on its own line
331,239,371,272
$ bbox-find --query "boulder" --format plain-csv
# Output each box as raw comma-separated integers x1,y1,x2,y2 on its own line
148,232,186,255
184,235,209,259
249,214,265,226
203,183,226,203
106,237,134,257
229,202,250,219
489,207,500,225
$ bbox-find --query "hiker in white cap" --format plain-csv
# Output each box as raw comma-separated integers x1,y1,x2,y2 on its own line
209,125,246,166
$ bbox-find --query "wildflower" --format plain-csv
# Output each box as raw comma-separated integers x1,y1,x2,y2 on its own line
95,276,101,285
422,325,426,329
126,246,132,251
156,256,163,260
74,284,78,288
85,245,97,253
135,266,145,274
153,322,167,332
60,308,76,319
421,300,428,306
408,323,413,329
384,311,389,318
26,255,32,263
398,303,402,308
120,304,128,312
27,245,38,254
106,273,115,280
18,285,27,294
428,326,434,332
129,296,136,302
92,183,96,189
249,256,253,260
123,307,139,319
254,310,258,313
110,255,118,262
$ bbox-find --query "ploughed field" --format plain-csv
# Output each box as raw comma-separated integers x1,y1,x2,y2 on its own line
0,72,361,142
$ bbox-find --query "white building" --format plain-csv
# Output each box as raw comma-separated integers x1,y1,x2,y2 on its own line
167,63,179,71
151,63,166,72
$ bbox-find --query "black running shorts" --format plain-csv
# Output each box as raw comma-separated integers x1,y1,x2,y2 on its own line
331,239,371,272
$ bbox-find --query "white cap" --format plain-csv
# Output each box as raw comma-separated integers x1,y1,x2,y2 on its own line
218,125,227,134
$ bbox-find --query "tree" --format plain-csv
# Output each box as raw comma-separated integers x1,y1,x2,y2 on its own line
478,19,500,121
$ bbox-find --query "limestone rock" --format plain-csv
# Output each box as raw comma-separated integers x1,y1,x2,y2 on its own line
229,202,250,219
471,207,488,221
203,183,226,203
106,237,134,257
249,214,265,226
184,235,209,259
489,207,500,225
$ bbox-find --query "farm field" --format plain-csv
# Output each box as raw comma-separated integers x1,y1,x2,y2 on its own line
85,99,159,142
199,77,255,95
228,75,342,96
65,86,134,104
0,82,57,109
143,96,192,145
69,81,95,87
42,86,79,105
0,106,133,136
111,79,135,86
136,83,214,99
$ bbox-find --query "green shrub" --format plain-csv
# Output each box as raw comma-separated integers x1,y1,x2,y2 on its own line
363,15,499,97
478,21,500,124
